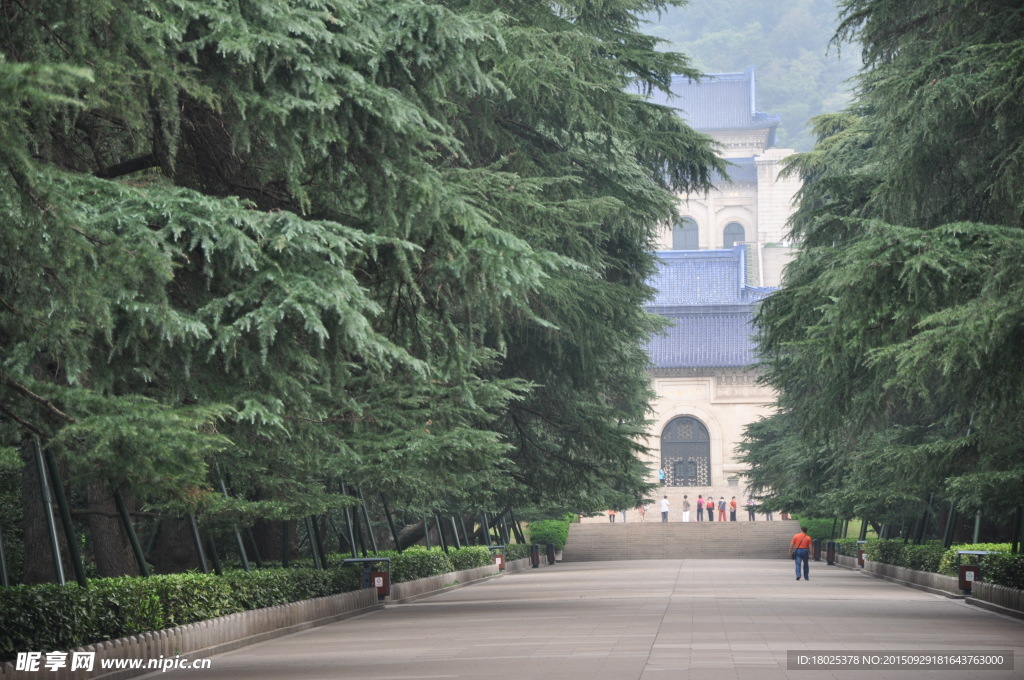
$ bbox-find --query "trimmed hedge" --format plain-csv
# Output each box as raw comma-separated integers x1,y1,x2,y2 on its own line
504,543,530,561
864,540,1024,589
447,545,492,572
527,518,570,550
0,544,509,660
0,566,350,661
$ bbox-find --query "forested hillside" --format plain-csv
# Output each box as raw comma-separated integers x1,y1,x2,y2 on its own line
645,0,857,150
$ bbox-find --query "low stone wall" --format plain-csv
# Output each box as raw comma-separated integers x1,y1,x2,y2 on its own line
386,564,499,603
863,560,961,597
862,560,1024,618
834,554,859,569
0,589,380,680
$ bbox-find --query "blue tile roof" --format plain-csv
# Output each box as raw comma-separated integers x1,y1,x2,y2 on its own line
645,247,775,369
642,68,781,141
647,248,772,307
645,311,760,368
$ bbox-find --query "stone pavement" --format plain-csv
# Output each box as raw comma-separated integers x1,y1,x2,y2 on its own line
145,559,1023,680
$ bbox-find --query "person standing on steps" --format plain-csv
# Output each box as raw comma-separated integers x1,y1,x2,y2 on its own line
746,497,757,522
660,495,670,522
696,495,704,521
717,497,727,522
706,496,714,521
681,495,691,522
791,526,813,580
729,496,738,521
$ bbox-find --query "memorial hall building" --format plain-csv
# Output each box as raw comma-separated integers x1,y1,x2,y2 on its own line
597,68,800,521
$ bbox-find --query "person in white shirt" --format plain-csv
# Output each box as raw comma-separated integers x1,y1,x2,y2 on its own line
660,495,670,522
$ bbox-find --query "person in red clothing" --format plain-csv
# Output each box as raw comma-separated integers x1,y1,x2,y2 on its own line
791,527,813,580
717,497,727,522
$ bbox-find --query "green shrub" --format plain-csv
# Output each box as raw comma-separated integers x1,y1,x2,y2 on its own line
150,572,237,628
791,516,842,540
937,543,1012,576
863,540,945,572
0,583,93,659
833,538,864,556
0,564,366,661
448,546,492,571
88,576,164,641
979,553,1024,589
504,543,530,560
527,519,570,550
899,543,946,572
385,547,453,583
864,539,904,565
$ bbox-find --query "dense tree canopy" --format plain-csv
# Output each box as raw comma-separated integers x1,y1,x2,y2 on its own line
0,0,723,576
741,0,1024,528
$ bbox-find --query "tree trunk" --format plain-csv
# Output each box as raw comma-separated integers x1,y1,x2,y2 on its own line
85,483,139,577
19,439,72,584
151,518,202,573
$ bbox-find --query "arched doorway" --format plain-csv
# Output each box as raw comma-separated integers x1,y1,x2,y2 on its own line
723,222,745,248
661,416,711,486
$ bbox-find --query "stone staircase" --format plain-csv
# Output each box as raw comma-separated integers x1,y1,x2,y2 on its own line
561,519,800,561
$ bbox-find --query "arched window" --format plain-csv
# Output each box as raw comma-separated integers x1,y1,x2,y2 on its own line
672,217,699,250
660,416,711,486
723,222,745,248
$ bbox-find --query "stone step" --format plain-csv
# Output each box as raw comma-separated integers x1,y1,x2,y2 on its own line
562,520,801,561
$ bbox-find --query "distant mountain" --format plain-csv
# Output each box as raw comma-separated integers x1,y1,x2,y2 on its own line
643,0,859,151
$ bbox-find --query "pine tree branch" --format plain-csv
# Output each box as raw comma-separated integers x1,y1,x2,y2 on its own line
95,153,159,179
0,402,47,437
1,374,77,423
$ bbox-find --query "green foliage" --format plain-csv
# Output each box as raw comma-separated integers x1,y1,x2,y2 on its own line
863,540,945,573
527,518,571,550
503,543,530,561
1,0,721,578
833,538,864,557
742,0,1024,525
375,547,454,584
447,546,492,572
0,566,360,660
865,541,1024,589
791,516,841,540
936,544,1013,577
977,554,1024,590
147,572,237,629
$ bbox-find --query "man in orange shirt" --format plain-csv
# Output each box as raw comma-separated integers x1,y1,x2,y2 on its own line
791,526,813,580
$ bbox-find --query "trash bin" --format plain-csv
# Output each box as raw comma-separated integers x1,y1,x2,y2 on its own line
343,557,392,601
546,543,556,565
530,544,540,568
488,545,506,571
371,570,390,598
812,539,822,562
956,550,993,594
826,541,836,565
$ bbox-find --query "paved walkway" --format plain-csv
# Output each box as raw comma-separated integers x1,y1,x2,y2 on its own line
148,560,1022,680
